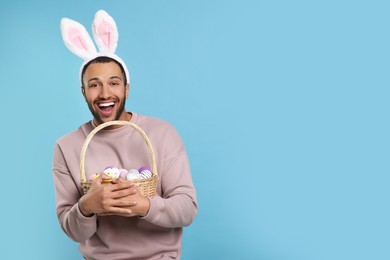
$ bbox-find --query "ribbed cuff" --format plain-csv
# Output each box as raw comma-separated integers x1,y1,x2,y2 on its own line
139,196,164,223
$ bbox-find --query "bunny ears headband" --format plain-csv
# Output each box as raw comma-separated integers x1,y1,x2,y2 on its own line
60,10,130,83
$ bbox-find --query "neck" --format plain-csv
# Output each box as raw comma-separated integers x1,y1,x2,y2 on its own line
92,112,132,129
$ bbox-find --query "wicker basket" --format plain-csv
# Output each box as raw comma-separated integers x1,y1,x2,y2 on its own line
80,120,158,198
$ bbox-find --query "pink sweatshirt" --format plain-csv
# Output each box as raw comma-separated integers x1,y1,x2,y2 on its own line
52,112,198,260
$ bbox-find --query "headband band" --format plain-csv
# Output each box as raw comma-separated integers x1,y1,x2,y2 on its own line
60,10,130,84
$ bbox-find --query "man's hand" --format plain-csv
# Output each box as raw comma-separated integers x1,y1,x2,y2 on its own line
79,175,138,217
109,178,151,218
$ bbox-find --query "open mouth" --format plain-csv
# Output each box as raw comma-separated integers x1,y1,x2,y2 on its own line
97,101,115,114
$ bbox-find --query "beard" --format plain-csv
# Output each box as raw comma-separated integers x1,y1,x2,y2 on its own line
87,94,127,125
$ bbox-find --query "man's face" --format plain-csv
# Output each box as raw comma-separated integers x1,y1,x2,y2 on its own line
82,61,129,125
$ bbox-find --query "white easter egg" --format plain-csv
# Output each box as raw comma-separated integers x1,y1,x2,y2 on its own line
128,169,139,175
103,166,120,179
126,173,137,180
140,170,152,179
139,173,148,179
126,169,140,180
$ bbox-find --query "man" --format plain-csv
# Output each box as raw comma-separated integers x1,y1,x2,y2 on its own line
53,10,197,260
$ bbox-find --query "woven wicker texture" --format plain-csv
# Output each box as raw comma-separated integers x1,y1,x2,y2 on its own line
80,120,158,198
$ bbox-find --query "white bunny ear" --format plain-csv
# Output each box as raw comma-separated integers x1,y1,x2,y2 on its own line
92,10,118,53
61,18,97,60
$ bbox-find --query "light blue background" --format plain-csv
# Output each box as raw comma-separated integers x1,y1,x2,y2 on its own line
0,0,389,259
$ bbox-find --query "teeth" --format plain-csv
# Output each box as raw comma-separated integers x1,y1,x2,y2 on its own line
98,102,114,107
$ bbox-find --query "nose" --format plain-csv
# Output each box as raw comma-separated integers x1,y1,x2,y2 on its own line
98,84,112,99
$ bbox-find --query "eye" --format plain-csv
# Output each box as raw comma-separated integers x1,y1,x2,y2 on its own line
110,81,120,86
89,83,99,88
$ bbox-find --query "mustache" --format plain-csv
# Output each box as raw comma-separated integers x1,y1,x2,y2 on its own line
94,97,120,103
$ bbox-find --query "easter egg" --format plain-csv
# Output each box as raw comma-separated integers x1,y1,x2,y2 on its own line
126,169,140,180
103,166,120,179
139,166,152,178
128,168,140,175
103,173,116,180
140,170,152,179
119,169,128,179
126,173,139,180
139,166,151,173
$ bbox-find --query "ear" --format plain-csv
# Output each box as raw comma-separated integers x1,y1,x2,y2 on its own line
92,10,118,53
61,18,97,60
125,83,129,99
81,86,87,100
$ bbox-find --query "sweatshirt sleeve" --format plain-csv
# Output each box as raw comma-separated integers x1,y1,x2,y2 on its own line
52,142,98,242
141,128,198,228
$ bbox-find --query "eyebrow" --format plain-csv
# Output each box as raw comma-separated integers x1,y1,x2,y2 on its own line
88,76,123,83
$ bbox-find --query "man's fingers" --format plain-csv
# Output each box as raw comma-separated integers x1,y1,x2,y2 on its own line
90,173,114,185
115,199,138,207
100,173,113,180
106,207,133,215
110,181,136,192
111,187,138,199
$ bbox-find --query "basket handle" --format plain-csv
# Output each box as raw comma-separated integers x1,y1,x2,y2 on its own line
80,120,158,183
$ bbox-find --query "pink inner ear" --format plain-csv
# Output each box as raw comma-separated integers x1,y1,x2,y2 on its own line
68,28,88,51
97,20,113,49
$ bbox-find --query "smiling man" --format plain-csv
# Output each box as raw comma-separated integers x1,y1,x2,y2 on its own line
82,57,130,126
52,10,198,260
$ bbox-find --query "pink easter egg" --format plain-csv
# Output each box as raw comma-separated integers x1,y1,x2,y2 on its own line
119,169,128,179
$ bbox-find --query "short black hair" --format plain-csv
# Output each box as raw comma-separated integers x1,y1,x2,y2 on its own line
81,56,127,86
